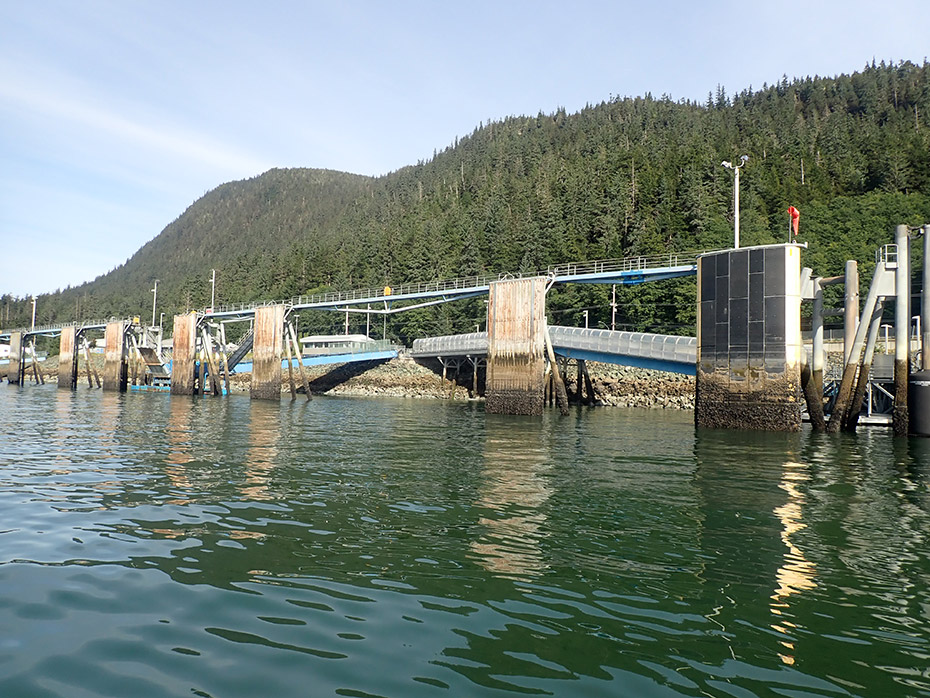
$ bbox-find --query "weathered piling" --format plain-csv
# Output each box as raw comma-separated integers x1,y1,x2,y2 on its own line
893,224,910,436
57,326,79,390
6,331,24,385
844,261,859,365
251,304,285,400
170,312,198,395
828,260,891,433
845,303,884,431
485,277,547,415
102,321,128,392
695,245,803,431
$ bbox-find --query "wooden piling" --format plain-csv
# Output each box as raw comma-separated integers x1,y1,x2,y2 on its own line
287,323,312,401
581,360,596,405
543,324,570,415
251,305,285,401
81,335,101,388
845,305,884,431
102,321,128,392
283,327,297,401
58,326,78,390
218,325,232,396
200,327,223,396
170,313,198,395
28,342,44,384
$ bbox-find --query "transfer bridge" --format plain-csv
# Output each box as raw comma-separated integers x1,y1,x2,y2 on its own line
411,327,697,376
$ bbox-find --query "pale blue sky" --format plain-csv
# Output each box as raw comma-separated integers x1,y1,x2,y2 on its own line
2,1,927,296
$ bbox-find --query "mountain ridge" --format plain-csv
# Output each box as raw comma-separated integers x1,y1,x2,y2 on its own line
3,60,929,339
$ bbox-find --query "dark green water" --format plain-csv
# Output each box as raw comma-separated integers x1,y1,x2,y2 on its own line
1,385,929,697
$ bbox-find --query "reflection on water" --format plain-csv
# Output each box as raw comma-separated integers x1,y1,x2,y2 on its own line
770,460,817,666
470,417,551,580
1,388,930,697
163,396,195,508
242,400,280,501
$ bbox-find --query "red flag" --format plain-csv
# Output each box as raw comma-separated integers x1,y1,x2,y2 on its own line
788,206,800,236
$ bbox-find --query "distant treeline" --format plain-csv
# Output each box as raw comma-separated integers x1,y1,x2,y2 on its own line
4,60,930,345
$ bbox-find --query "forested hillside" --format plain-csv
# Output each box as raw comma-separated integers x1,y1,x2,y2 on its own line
4,60,930,341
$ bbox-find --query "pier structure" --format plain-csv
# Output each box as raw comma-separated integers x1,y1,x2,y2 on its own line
5,235,930,434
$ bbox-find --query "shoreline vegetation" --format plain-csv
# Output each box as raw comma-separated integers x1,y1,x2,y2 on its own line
22,354,695,410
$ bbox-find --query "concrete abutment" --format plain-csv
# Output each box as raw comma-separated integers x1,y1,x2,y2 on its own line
57,326,79,390
251,305,285,400
170,312,198,395
485,277,548,415
102,321,129,392
696,245,803,431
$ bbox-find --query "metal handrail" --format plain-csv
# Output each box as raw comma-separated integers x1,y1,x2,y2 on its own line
207,249,707,317
0,316,138,339
1,249,711,337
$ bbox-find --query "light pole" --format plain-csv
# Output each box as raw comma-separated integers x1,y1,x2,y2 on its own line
721,155,748,249
151,280,159,327
209,269,216,311
611,284,617,331
582,309,589,329
159,312,165,329
31,296,36,330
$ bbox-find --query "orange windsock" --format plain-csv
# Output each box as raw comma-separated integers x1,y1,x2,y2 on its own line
788,206,800,236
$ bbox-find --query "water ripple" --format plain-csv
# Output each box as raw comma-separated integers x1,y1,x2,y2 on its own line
0,388,929,696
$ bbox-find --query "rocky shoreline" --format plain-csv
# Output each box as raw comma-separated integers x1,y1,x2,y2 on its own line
22,354,696,410
240,354,696,409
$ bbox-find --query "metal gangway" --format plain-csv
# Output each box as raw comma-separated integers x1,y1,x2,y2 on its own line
411,326,696,375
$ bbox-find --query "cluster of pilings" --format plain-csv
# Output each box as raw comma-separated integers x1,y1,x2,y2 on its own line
5,321,125,391
169,307,310,401
819,224,930,437
694,225,930,435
